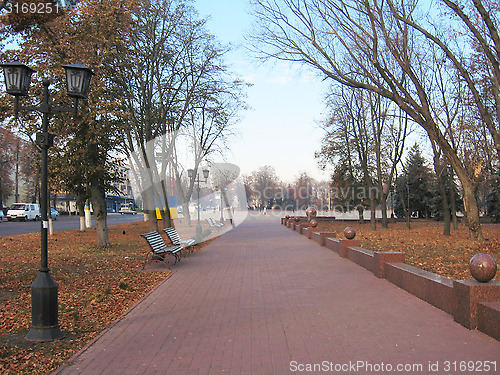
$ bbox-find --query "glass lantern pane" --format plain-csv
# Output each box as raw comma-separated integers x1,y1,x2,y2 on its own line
4,66,21,92
2,65,33,96
63,63,93,98
66,68,84,95
20,70,33,94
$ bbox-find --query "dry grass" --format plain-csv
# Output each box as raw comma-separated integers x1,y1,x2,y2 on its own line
311,219,500,281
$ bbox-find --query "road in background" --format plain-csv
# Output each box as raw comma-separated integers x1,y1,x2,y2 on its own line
0,213,145,236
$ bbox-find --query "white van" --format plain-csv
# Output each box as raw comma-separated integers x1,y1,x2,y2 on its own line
7,203,41,221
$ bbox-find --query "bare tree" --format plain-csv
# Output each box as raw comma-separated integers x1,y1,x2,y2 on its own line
248,166,281,209
318,86,409,228
121,0,246,232
250,0,496,239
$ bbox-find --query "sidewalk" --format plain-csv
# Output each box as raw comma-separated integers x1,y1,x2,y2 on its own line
55,214,500,375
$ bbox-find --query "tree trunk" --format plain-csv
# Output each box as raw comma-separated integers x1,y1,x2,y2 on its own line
90,181,110,248
144,187,158,233
449,173,459,230
431,143,451,236
381,193,388,228
398,186,411,229
222,189,235,227
182,202,192,226
357,206,364,224
439,178,451,236
370,199,377,230
431,128,483,239
77,198,86,232
462,184,484,240
160,180,172,228
66,194,71,215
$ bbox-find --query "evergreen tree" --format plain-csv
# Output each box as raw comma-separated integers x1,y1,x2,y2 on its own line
429,166,463,221
394,144,435,219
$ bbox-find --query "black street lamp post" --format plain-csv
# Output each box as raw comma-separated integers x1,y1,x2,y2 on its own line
1,61,93,342
188,168,209,240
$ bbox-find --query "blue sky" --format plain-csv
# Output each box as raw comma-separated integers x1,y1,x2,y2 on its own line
194,0,332,183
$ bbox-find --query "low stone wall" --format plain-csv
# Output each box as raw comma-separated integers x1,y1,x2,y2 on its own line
281,216,500,340
311,231,336,246
346,246,376,273
385,262,455,315
478,301,500,340
325,238,361,258
453,280,500,330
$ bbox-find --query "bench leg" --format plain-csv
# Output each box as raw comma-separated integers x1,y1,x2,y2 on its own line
143,252,172,270
142,252,152,270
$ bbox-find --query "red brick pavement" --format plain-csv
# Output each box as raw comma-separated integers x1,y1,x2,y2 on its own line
54,214,500,375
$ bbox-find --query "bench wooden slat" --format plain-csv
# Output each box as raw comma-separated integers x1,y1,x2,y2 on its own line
163,227,195,253
205,218,223,229
141,232,183,268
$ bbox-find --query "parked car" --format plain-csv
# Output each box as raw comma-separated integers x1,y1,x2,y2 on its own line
50,208,59,220
7,203,41,221
119,205,137,215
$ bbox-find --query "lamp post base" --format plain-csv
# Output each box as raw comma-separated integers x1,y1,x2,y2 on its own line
26,271,64,342
26,325,64,342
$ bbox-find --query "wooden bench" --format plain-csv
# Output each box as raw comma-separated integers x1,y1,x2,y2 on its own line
163,227,196,253
205,218,223,229
141,232,182,269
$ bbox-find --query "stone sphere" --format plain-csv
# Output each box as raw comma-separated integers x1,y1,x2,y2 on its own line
310,220,318,228
306,206,317,216
294,217,300,222
344,226,356,240
469,253,497,283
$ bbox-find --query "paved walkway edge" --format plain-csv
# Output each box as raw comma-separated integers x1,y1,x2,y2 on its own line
51,271,175,375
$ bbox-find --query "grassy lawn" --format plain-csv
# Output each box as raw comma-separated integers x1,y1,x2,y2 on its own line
312,219,500,281
0,219,209,374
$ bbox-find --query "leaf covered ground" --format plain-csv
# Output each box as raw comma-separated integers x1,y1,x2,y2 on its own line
1,218,499,374
0,220,208,374
313,219,500,281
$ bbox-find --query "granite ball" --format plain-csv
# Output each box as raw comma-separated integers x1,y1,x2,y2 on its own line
344,226,356,240
306,206,317,217
469,253,497,283
310,220,318,228
294,217,300,222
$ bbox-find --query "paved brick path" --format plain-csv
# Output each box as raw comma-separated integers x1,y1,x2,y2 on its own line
55,215,500,375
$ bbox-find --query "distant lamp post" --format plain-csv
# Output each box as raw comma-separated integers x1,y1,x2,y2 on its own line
215,186,226,224
188,168,209,240
1,61,93,342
